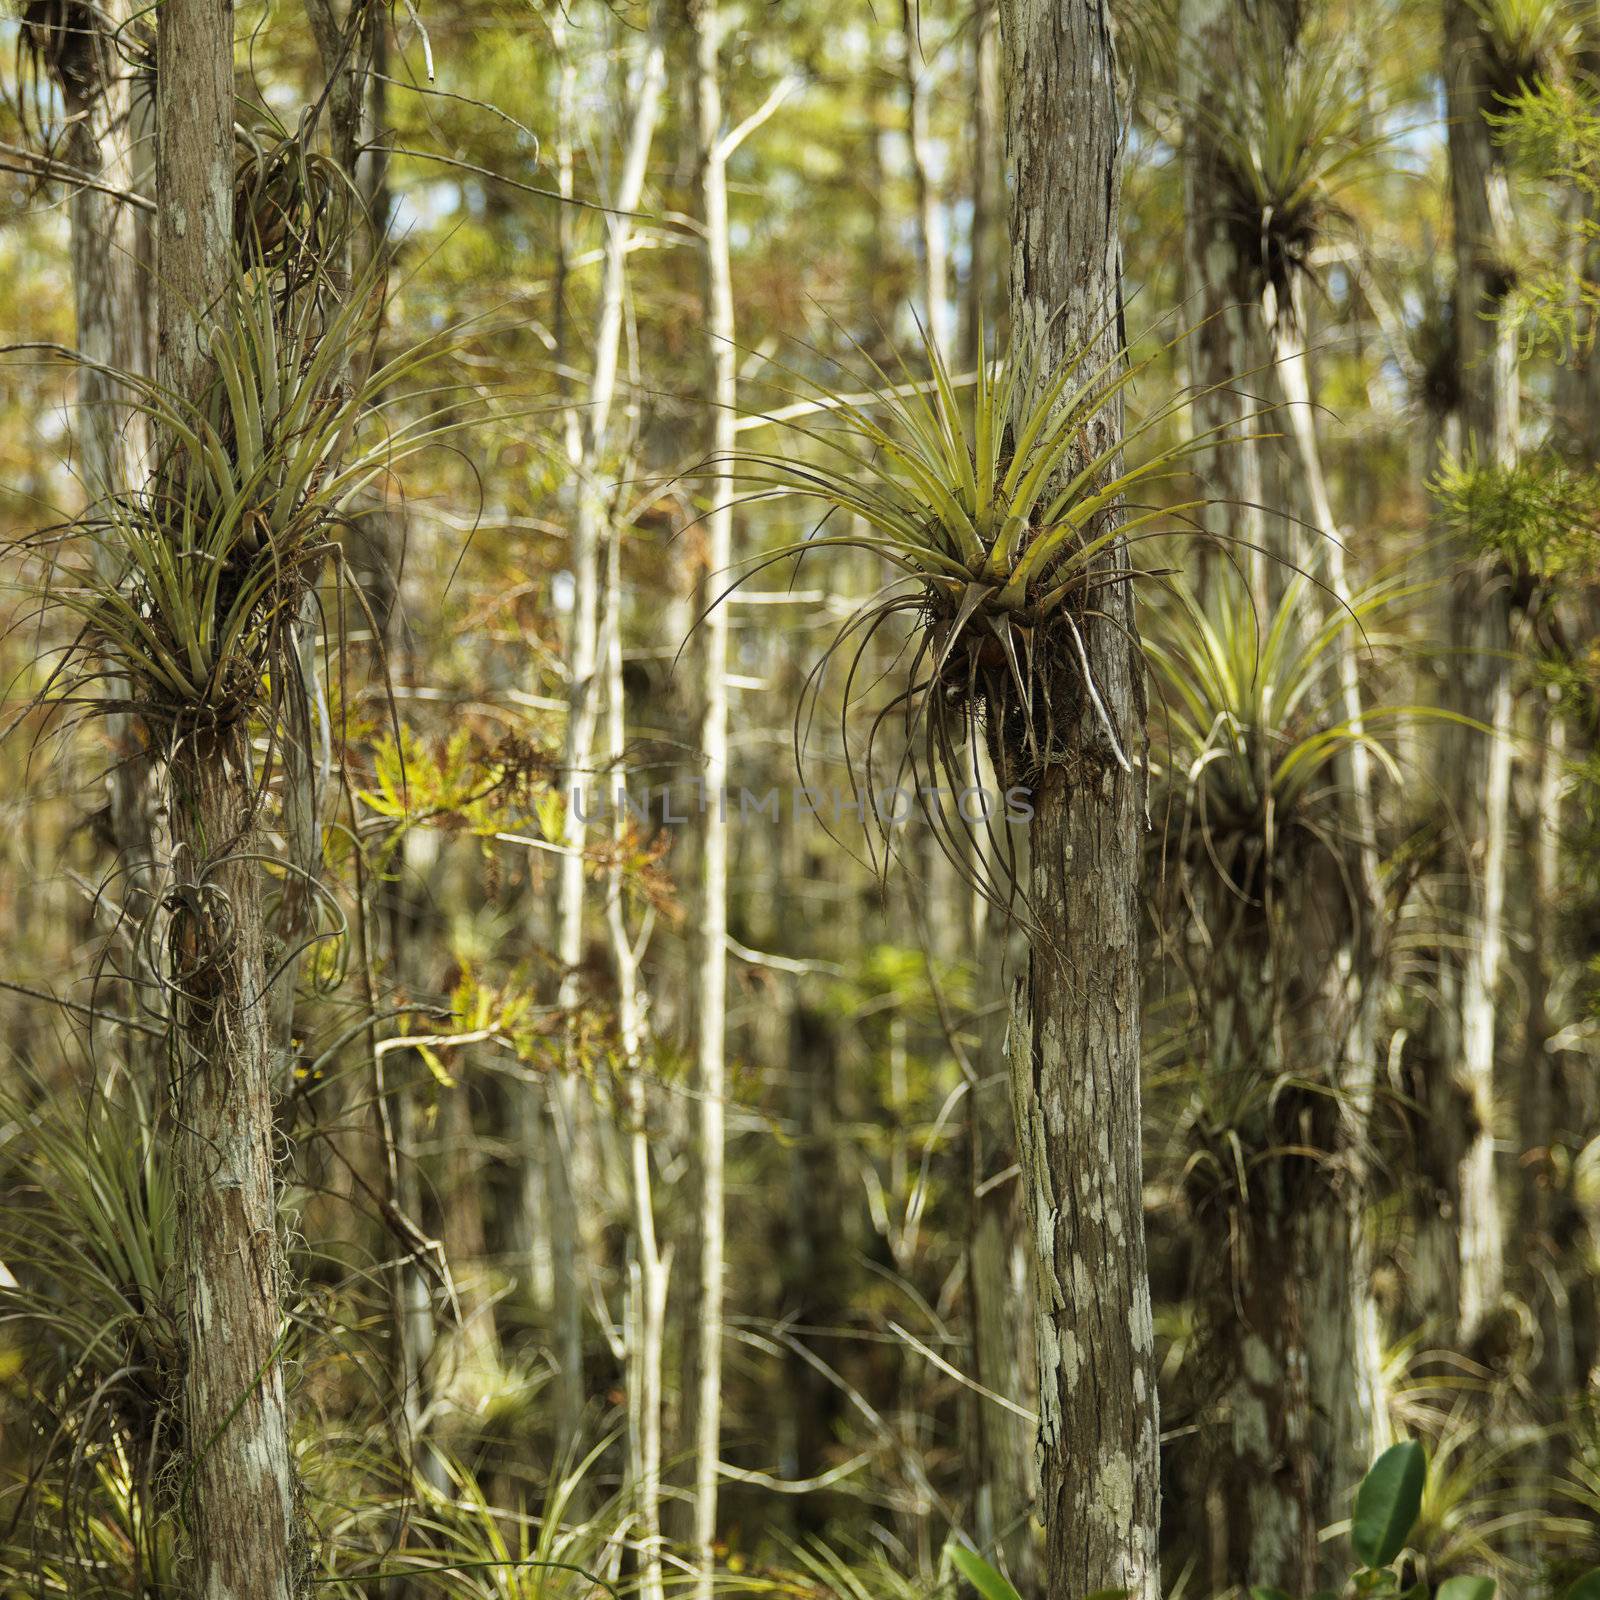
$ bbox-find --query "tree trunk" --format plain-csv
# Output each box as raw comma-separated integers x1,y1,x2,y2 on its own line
687,2,735,1590
997,2,1160,1592
967,888,1040,1595
1178,0,1269,609
900,0,949,351
157,0,305,1591
539,11,666,1455
959,0,998,368
603,483,670,1600
169,735,305,1600
48,0,159,1003
1435,0,1518,1342
1178,760,1384,1591
155,0,233,407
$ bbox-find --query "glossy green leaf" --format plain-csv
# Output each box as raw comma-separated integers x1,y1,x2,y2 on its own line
943,1542,1022,1600
1351,1440,1427,1568
1565,1572,1600,1600
1436,1580,1495,1600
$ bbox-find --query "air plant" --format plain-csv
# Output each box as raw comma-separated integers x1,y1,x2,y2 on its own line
31,249,454,742
0,1072,180,1594
313,1439,627,1598
0,1072,178,1419
1147,575,1420,1203
724,318,1231,885
1468,0,1578,99
1196,33,1383,315
233,111,359,286
1405,1402,1594,1579
1147,573,1417,896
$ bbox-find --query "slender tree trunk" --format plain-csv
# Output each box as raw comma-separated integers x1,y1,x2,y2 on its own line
1186,855,1380,1593
60,0,146,497
997,2,1160,1592
42,0,159,1005
542,14,666,1453
604,500,670,1600
1437,0,1518,1342
157,0,304,1592
1270,290,1386,1482
687,3,734,1590
959,0,998,368
958,61,1035,1581
966,881,1040,1595
900,0,949,351
1178,0,1268,608
168,738,305,1600
270,0,377,1069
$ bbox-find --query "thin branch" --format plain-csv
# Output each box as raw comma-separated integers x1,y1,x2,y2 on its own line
379,144,669,223
715,76,801,163
888,1320,1039,1422
725,934,844,976
732,368,976,434
0,141,156,212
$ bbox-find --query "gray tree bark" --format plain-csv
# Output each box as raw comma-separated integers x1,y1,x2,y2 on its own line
1183,855,1381,1592
168,732,306,1600
39,0,160,1001
1426,0,1518,1343
997,2,1160,1592
1177,0,1269,609
157,0,305,1592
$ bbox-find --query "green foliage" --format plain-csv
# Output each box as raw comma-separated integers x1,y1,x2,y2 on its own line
727,318,1217,879
310,1434,627,1597
1148,575,1409,863
942,1541,1022,1600
0,1072,178,1401
1243,1442,1599,1600
0,1073,180,1593
1491,75,1600,185
1490,76,1600,359
1195,29,1381,308
362,722,554,843
1435,1579,1496,1600
1354,1440,1429,1568
38,253,455,734
733,320,1203,626
1432,451,1600,578
1467,0,1576,91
